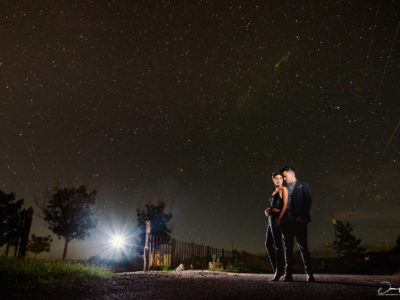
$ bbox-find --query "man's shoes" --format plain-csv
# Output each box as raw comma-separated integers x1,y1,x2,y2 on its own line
281,274,293,281
306,274,316,282
271,272,284,281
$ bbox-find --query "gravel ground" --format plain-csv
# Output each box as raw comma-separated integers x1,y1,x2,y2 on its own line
4,271,400,299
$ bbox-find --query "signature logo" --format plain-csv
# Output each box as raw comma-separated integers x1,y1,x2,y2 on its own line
378,281,400,296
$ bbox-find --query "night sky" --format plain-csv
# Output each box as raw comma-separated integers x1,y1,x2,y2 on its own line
1,0,399,259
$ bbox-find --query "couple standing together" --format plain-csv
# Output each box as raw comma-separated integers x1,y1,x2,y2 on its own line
264,166,316,282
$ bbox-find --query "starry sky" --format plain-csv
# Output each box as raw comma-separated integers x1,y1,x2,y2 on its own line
1,0,399,259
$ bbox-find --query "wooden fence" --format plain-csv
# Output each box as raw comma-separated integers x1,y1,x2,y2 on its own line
147,235,233,269
4,207,33,258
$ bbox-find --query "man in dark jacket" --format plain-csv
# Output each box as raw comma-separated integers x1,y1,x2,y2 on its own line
280,166,315,282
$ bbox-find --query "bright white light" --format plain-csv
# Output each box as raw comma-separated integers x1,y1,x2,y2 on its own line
96,220,137,259
110,234,125,249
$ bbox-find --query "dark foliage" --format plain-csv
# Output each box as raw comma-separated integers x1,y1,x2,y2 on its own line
0,190,24,248
136,201,173,251
27,234,53,256
392,236,400,253
334,220,366,259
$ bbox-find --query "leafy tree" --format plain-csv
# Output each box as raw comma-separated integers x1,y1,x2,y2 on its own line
27,234,53,257
0,190,24,249
136,200,173,251
334,220,366,258
38,185,97,260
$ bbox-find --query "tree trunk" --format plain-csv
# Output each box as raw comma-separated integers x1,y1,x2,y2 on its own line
62,238,69,260
5,242,10,256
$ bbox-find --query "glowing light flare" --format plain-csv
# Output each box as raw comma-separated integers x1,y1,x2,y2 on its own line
110,234,126,249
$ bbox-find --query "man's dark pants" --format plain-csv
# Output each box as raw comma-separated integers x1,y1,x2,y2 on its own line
282,221,313,275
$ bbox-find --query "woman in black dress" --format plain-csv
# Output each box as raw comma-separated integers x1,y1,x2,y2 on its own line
264,171,288,281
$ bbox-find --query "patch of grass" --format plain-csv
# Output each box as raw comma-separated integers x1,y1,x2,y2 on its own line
161,263,173,271
224,264,240,273
0,256,115,285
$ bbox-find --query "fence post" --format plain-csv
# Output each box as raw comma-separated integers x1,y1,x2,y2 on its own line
14,211,25,257
152,236,156,269
143,220,151,272
18,207,33,258
151,238,154,270
160,238,164,267
191,242,194,268
222,248,225,269
171,239,176,267
206,245,210,268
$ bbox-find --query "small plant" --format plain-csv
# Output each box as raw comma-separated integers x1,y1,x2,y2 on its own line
161,263,172,271
208,262,224,271
225,263,240,273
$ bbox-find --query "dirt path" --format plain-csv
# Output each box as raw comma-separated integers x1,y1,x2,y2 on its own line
5,271,400,299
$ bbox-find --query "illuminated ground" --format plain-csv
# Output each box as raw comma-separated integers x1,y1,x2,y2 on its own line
6,271,400,299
